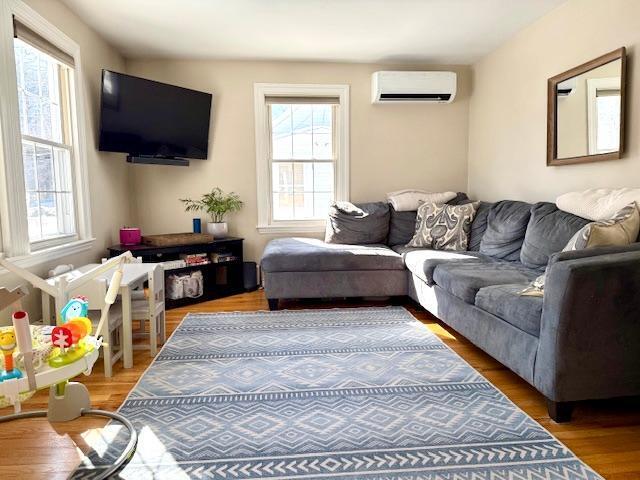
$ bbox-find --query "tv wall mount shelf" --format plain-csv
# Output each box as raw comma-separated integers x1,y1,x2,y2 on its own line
126,155,190,166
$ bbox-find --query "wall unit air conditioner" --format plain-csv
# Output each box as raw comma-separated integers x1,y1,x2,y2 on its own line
371,71,457,104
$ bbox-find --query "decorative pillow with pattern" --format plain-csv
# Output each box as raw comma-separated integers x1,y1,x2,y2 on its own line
520,203,640,297
407,202,480,250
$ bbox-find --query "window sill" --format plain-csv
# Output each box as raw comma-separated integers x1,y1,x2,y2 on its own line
257,222,326,234
0,238,95,275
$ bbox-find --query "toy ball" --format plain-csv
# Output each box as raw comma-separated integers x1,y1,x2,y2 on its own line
51,326,72,349
61,297,89,323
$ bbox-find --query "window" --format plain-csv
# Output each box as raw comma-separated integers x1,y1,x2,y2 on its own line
14,37,76,246
255,84,349,233
0,2,92,265
587,77,621,155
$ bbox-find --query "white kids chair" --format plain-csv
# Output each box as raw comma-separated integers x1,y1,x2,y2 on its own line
76,279,124,378
131,264,166,356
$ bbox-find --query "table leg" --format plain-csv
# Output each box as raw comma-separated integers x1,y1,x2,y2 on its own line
41,291,52,326
121,286,133,368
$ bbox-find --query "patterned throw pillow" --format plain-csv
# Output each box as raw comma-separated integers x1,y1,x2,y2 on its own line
407,202,480,250
520,203,640,297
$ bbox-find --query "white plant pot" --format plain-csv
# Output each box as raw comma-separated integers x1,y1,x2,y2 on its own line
206,222,228,238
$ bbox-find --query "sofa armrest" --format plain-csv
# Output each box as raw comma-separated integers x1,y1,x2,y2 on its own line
534,250,640,402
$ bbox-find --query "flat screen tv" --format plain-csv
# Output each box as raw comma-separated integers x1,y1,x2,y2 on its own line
98,70,212,163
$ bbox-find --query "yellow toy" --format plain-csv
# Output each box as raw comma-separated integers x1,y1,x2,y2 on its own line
0,330,22,381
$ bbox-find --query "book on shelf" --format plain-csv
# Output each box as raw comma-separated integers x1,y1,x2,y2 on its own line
179,253,210,265
211,253,238,263
161,259,187,270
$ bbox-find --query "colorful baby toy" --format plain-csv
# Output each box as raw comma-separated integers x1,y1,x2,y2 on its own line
0,252,138,479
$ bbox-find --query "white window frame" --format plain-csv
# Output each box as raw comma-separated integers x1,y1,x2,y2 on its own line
0,0,93,269
587,76,621,155
254,83,349,234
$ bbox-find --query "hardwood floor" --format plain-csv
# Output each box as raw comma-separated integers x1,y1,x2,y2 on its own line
1,290,639,479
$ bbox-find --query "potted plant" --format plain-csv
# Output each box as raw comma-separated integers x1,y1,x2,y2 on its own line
180,188,243,238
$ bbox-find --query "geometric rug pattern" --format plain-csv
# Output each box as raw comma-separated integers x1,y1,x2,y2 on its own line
73,307,601,479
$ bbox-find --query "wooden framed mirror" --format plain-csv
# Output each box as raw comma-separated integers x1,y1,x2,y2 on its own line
547,47,626,166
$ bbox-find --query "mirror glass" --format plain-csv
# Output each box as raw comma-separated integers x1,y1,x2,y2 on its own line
556,59,622,159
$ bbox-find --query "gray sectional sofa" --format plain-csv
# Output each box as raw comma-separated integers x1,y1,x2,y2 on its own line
260,195,640,422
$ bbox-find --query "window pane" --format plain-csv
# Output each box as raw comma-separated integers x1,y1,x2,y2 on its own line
272,192,293,220
271,104,292,159
596,95,620,152
26,192,41,241
272,162,293,192
314,162,334,192
53,147,73,192
294,193,314,219
38,192,57,238
292,105,312,159
36,144,54,191
22,142,37,191
314,192,332,218
312,105,332,159
14,39,64,143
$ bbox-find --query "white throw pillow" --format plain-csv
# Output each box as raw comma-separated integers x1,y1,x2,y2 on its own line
386,190,457,212
556,187,640,221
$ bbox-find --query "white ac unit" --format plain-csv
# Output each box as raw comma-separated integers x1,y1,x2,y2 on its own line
371,71,457,104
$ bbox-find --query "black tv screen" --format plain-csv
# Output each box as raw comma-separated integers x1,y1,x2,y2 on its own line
98,70,212,159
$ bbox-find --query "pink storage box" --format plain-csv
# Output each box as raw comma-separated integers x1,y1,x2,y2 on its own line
119,227,141,245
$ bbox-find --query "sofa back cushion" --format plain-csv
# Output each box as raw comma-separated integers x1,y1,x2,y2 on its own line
468,201,493,251
479,200,532,261
520,202,590,268
387,192,470,246
325,201,390,244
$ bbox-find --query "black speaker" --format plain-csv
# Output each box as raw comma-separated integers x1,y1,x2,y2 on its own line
243,261,258,291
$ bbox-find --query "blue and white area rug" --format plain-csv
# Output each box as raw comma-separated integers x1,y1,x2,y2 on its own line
74,307,601,479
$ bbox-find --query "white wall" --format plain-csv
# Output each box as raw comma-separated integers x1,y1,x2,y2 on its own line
125,59,471,261
467,0,640,203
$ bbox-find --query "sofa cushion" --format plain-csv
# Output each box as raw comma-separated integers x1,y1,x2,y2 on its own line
261,238,404,272
388,208,418,246
468,201,494,252
479,200,532,261
475,284,543,337
520,202,589,269
325,201,389,245
432,260,541,304
393,246,489,285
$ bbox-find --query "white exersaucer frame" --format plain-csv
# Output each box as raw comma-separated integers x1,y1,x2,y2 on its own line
0,251,138,479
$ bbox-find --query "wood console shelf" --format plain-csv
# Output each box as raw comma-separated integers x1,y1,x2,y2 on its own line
108,238,244,309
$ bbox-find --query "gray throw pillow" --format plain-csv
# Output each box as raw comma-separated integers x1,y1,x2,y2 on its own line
407,202,480,250
325,201,390,244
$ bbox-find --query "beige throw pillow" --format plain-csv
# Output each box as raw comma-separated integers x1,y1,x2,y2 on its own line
407,202,479,251
520,203,640,297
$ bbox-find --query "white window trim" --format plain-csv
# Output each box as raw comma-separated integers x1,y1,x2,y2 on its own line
587,76,621,155
0,0,93,267
254,83,349,234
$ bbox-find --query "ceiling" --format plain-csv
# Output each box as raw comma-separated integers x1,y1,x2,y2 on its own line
61,0,566,65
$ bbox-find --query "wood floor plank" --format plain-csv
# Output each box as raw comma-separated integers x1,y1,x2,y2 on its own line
0,289,638,478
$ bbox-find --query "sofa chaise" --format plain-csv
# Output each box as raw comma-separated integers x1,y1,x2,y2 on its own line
260,196,640,422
